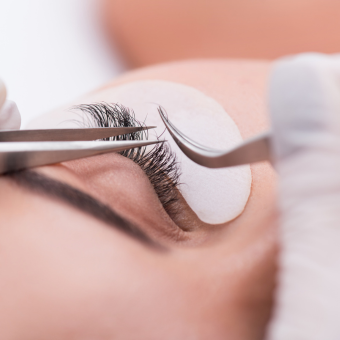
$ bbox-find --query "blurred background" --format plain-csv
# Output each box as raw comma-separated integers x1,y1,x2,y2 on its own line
0,0,126,127
1,0,339,126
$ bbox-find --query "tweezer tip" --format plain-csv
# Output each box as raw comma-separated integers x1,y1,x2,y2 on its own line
144,139,164,145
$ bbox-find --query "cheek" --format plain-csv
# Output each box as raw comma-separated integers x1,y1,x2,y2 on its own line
91,252,237,339
88,80,252,224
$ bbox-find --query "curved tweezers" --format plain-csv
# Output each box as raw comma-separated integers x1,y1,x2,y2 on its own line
158,108,271,168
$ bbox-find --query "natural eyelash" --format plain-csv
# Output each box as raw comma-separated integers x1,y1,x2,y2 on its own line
72,103,181,216
134,142,180,215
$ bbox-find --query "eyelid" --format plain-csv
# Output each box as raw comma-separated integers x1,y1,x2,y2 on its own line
72,102,204,244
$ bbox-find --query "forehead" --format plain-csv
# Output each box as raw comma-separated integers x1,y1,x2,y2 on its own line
29,60,271,135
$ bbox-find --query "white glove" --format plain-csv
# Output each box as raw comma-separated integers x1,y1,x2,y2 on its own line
267,53,340,339
0,78,21,130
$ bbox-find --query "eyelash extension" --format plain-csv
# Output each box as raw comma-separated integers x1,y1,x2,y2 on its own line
74,103,148,160
73,103,181,216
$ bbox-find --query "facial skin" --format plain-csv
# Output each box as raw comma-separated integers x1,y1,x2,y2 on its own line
101,0,340,67
0,60,277,339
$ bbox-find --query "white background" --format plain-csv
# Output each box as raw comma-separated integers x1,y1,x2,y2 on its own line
0,0,126,127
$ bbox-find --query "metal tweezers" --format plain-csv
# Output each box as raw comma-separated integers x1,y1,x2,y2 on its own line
0,110,272,175
158,108,271,168
0,126,160,175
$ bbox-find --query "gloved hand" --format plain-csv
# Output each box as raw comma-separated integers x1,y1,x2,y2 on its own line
0,78,21,130
267,53,340,339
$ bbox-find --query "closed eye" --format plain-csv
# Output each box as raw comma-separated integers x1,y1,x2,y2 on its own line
72,102,182,219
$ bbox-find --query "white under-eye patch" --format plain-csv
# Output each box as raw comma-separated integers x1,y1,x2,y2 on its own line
97,80,252,224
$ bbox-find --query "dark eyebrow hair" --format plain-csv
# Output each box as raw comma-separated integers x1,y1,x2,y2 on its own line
7,170,160,249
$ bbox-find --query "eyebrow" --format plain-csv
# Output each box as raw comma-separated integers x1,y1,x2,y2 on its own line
7,170,158,248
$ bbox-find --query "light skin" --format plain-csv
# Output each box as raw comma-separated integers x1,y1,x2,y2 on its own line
101,0,340,67
0,60,277,339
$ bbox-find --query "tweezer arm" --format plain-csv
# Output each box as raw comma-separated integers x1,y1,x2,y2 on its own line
0,126,154,142
0,140,161,175
159,106,271,168
176,131,272,168
209,131,271,168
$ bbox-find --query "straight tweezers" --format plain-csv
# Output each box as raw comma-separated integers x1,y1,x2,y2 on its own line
0,140,161,175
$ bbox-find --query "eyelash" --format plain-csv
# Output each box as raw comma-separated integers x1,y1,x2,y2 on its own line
73,103,181,216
